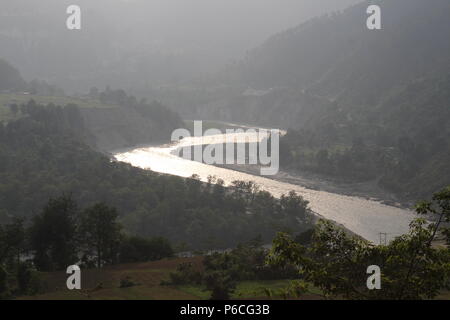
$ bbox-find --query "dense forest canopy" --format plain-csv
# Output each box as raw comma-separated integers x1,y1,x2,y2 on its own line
0,100,313,251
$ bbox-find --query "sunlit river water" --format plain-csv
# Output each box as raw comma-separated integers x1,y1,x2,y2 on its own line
114,130,416,243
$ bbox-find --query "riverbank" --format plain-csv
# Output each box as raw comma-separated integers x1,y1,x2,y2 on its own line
182,120,411,208
215,163,413,210
113,123,416,243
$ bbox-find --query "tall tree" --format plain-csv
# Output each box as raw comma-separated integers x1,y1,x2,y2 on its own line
29,196,78,271
80,203,122,268
0,218,26,299
0,218,25,265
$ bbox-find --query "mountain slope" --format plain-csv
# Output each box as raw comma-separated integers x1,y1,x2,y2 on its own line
207,0,450,201
0,58,26,91
224,0,450,95
213,0,450,126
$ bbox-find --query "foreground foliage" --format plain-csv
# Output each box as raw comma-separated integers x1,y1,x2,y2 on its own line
269,187,450,300
166,240,299,300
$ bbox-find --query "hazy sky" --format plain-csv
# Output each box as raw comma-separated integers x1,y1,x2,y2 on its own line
100,0,363,56
0,0,363,89
1,0,362,58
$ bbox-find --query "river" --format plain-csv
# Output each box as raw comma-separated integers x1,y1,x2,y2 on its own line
113,128,417,243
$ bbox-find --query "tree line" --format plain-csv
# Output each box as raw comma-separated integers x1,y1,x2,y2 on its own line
0,195,174,299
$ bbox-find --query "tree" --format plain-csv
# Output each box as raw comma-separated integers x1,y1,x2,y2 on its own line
268,186,450,300
80,203,122,268
16,262,42,295
8,104,18,117
415,186,450,245
167,262,202,286
0,218,25,265
0,265,9,299
204,270,236,300
119,236,173,263
280,191,310,223
88,86,99,98
0,218,27,298
29,196,78,271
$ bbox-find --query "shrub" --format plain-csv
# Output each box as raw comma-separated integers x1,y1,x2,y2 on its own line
165,262,202,285
17,262,44,295
119,236,174,263
119,276,136,288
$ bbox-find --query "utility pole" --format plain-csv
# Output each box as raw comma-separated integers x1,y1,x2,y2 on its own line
379,232,387,246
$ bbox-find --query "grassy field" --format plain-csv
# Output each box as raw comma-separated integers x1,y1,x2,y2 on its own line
18,257,322,300
0,93,116,122
177,280,305,300
14,254,450,300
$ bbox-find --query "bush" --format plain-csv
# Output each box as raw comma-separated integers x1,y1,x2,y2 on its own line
166,262,202,286
119,236,174,263
204,271,236,300
17,262,44,295
119,276,137,288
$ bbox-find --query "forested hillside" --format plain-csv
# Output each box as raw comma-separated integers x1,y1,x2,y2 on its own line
281,74,450,201
0,76,184,151
79,88,184,150
0,101,313,250
0,59,26,92
221,0,450,93
206,0,450,201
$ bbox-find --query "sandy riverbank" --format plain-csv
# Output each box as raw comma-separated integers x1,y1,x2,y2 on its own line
215,163,414,210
